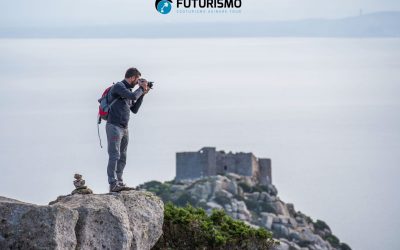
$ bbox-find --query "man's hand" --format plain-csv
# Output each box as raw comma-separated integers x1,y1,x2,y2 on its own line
138,78,149,93
138,78,150,94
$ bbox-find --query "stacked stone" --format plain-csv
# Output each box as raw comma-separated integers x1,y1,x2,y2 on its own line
71,174,93,195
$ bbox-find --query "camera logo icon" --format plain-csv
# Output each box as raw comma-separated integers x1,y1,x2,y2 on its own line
155,0,173,14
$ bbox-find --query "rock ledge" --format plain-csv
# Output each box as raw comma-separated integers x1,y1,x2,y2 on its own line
0,191,164,250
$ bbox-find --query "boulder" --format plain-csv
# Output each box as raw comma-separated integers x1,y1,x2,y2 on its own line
206,201,223,210
226,172,242,181
53,194,133,249
188,180,212,201
260,192,273,202
227,199,252,221
272,201,290,216
52,191,164,250
286,203,296,217
288,218,298,228
278,215,290,225
272,223,290,238
116,191,165,249
246,192,261,201
268,184,278,196
273,238,304,250
260,212,276,230
288,229,302,242
227,180,239,195
273,239,290,250
0,196,78,250
0,191,164,250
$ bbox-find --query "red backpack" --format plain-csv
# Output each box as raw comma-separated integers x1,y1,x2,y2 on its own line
97,83,119,148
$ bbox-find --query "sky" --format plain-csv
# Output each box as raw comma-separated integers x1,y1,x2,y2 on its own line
0,0,400,27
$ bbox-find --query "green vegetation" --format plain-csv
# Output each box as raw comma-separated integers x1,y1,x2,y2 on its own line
325,234,340,248
313,219,331,231
138,180,173,202
153,202,278,250
312,219,351,250
340,242,352,250
302,213,313,224
175,193,198,207
238,182,272,194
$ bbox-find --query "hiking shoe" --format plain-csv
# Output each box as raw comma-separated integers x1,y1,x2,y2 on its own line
118,181,136,190
109,183,125,192
118,181,127,187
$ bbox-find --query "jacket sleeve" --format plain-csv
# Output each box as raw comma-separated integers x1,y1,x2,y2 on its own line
113,83,144,101
130,94,144,114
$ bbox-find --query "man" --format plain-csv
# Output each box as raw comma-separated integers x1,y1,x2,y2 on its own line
106,67,149,192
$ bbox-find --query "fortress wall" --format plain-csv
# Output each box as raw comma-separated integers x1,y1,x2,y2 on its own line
176,152,203,180
176,147,217,181
250,154,260,182
216,152,253,176
200,147,217,176
216,152,235,174
258,158,272,185
235,153,254,176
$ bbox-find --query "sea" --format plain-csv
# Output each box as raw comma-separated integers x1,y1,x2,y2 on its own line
0,38,399,250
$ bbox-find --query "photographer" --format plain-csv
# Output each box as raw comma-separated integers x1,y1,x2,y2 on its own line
106,67,150,192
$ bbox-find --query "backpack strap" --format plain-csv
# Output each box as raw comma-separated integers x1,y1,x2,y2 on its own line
108,97,119,109
107,82,123,113
97,115,103,148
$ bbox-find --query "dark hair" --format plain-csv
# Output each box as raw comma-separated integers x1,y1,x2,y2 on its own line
125,67,141,78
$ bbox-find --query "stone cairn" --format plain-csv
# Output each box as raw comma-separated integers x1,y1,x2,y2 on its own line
71,173,93,195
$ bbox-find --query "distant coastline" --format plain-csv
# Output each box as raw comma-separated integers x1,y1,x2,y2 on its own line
1,11,399,38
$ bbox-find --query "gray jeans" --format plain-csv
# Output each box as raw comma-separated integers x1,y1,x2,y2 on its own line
106,122,129,185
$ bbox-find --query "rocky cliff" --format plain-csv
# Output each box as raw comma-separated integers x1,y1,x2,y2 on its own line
138,174,352,250
0,191,164,250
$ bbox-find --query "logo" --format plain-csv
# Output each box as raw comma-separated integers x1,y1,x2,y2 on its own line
155,0,173,14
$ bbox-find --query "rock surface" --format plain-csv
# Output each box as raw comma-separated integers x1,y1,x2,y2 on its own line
0,190,164,250
0,196,78,250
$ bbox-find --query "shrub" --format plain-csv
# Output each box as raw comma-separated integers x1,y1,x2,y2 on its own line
138,180,173,202
238,182,253,193
238,183,271,194
153,202,278,250
340,242,352,250
175,193,198,207
313,219,330,231
325,234,340,248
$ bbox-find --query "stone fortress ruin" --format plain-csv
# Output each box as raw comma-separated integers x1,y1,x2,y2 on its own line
175,147,272,185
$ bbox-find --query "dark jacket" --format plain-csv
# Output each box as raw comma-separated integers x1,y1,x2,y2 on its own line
107,79,144,128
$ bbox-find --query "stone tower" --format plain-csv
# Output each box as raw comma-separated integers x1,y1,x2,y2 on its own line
175,147,272,185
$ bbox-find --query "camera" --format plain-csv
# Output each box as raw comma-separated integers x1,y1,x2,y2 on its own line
138,78,154,89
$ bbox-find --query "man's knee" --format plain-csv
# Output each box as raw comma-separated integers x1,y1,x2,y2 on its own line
109,151,121,161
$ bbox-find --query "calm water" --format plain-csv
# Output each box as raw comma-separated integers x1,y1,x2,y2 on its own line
0,38,399,250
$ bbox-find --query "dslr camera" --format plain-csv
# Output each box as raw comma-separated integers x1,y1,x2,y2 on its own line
139,78,154,89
